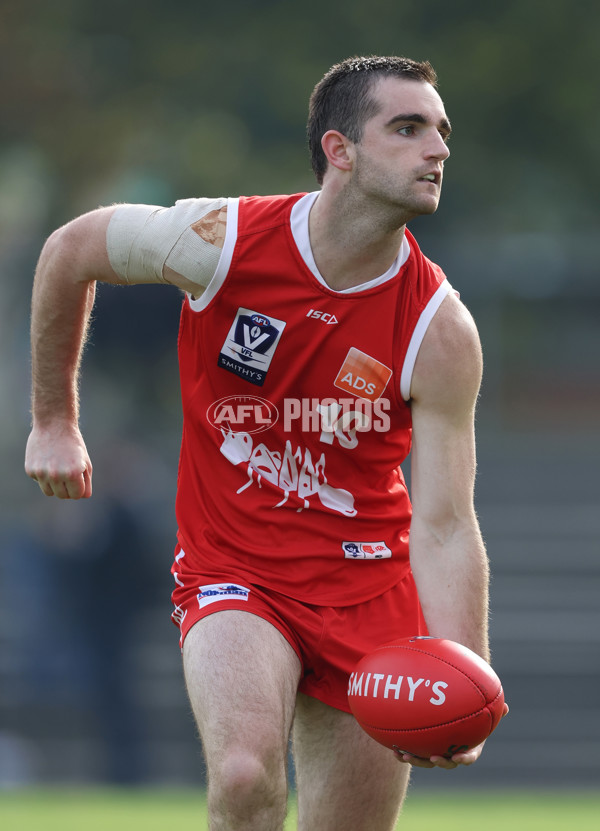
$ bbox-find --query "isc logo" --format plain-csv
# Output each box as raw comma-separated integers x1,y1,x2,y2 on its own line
306,309,339,325
206,395,279,434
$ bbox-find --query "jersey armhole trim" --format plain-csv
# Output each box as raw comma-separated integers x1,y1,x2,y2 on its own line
400,279,453,401
188,197,240,312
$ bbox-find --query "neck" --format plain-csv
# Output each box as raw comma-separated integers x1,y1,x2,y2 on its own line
308,183,409,291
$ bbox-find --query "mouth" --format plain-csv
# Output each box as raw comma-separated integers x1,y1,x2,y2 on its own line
417,171,441,186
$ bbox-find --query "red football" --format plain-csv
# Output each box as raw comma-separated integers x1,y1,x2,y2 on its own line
348,636,504,759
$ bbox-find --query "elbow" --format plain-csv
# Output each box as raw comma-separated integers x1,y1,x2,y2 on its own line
409,510,487,569
40,223,80,273
411,508,478,547
39,217,99,286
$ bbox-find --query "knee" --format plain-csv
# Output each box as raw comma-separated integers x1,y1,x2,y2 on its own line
209,749,287,822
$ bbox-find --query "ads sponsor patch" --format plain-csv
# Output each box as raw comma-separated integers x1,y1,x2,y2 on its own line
334,347,393,402
219,307,286,386
197,583,250,609
343,541,392,560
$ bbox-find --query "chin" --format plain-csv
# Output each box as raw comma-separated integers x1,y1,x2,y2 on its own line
391,189,441,218
414,197,440,216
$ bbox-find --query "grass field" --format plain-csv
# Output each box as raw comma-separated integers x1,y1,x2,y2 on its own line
0,788,599,830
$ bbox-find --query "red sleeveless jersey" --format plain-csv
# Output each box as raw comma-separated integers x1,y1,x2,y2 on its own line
174,193,450,605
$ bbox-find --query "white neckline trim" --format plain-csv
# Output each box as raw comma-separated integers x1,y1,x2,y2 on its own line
290,192,410,294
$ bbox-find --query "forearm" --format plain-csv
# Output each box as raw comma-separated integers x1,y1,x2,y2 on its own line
409,516,490,661
30,229,97,427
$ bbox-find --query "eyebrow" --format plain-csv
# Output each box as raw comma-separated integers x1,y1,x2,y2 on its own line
385,112,452,136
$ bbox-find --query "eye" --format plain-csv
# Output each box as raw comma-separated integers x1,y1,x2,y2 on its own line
397,125,415,136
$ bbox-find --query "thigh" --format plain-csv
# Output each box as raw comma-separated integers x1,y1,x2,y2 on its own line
298,572,427,712
293,693,410,831
183,610,302,766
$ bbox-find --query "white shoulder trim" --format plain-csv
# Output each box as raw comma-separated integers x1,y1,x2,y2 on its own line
400,279,453,401
188,197,239,311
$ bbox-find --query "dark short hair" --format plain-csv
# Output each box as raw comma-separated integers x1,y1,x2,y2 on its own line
307,56,438,184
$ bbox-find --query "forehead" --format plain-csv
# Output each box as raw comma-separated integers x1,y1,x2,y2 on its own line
368,76,448,123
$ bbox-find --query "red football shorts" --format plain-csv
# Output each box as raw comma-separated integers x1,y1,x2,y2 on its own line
171,556,427,714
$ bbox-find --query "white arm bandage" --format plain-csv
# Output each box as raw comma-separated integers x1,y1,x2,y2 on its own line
106,197,227,288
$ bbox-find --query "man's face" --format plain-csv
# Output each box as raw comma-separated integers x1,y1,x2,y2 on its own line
351,77,451,220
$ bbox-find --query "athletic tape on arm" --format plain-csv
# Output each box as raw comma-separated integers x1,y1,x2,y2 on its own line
106,197,226,287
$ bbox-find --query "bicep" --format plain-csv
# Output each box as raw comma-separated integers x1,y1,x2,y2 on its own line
409,294,483,530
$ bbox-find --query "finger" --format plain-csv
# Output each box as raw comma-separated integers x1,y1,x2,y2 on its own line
448,747,481,766
430,756,459,769
38,469,83,499
82,467,93,499
52,479,71,499
65,472,89,500
394,750,435,768
36,478,56,497
28,471,57,497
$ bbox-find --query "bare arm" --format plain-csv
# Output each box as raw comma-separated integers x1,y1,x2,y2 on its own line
25,208,120,498
25,201,227,498
409,292,488,658
30,209,119,424
402,292,495,767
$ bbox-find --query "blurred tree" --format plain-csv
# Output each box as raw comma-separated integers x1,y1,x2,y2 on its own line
1,0,598,231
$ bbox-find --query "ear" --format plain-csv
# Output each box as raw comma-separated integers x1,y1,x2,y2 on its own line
320,130,354,174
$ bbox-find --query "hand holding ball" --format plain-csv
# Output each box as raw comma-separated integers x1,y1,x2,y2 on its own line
348,636,504,759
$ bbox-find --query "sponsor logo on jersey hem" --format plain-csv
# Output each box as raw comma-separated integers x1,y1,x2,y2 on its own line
343,541,392,559
219,308,286,387
197,583,250,609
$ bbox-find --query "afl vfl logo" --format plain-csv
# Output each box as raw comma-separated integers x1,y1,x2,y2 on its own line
207,395,279,435
218,307,287,386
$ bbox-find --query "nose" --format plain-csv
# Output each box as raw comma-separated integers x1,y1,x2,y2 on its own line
425,130,450,161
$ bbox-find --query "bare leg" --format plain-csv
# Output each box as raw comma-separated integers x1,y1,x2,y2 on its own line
293,692,410,831
183,611,302,831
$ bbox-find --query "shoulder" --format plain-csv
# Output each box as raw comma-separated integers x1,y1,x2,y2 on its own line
190,202,228,247
106,197,229,289
108,196,229,248
410,292,482,416
237,193,306,232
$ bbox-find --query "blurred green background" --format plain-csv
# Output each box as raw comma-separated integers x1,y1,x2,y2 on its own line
1,0,598,791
